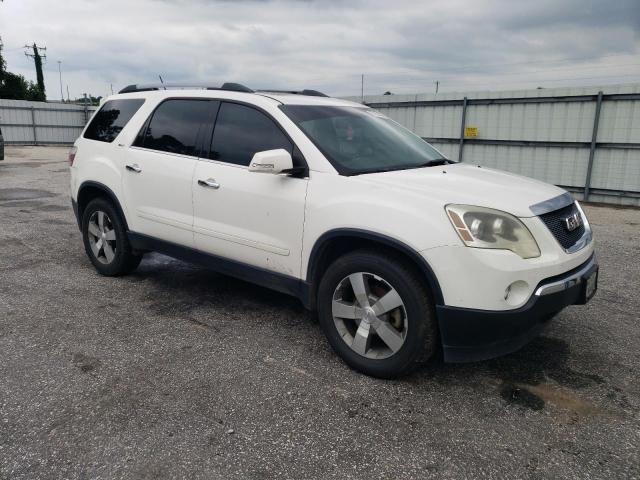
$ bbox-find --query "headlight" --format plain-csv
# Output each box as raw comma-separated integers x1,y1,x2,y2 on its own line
445,204,540,259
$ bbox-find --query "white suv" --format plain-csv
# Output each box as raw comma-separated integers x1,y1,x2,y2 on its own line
69,83,598,378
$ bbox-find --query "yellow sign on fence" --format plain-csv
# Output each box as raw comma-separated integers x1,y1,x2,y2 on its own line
465,127,478,138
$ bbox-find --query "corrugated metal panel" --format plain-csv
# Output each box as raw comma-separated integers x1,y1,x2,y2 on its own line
429,142,458,160
589,148,640,192
598,100,640,143
461,144,589,188
462,101,597,142
0,99,96,145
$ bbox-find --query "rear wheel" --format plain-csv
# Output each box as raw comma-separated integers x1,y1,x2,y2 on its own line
317,250,438,378
81,197,142,276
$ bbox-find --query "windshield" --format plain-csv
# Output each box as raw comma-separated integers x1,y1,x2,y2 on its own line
280,105,450,175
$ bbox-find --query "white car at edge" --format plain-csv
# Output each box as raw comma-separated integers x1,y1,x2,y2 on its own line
69,83,598,378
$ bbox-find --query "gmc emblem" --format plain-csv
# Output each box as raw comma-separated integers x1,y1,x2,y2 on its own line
564,212,583,232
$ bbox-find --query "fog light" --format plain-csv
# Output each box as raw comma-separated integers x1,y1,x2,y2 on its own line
504,280,530,306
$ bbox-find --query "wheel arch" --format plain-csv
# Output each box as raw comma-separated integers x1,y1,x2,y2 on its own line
306,229,444,310
76,181,129,231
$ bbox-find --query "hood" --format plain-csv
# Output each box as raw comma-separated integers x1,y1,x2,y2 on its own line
356,163,567,218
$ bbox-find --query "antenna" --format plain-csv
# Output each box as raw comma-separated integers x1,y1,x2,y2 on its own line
158,75,166,89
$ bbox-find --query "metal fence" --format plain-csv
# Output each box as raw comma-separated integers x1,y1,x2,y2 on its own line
351,84,640,207
0,99,97,145
2,84,639,206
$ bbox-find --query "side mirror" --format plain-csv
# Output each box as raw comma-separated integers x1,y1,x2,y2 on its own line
248,149,293,174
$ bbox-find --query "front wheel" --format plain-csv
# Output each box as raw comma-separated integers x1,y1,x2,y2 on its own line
81,197,142,276
317,250,438,378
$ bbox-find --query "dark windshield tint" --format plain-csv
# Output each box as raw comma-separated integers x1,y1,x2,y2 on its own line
210,102,292,166
139,99,211,156
84,99,144,143
280,105,448,175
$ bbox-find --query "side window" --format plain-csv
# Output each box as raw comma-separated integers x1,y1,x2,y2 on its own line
136,99,212,157
83,99,144,143
210,102,292,166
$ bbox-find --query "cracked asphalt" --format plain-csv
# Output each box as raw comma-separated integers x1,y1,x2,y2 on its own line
1,146,639,479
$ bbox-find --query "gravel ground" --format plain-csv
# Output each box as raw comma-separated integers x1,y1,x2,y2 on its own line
1,146,639,480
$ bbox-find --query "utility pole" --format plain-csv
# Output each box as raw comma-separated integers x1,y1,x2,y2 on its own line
83,93,89,123
66,85,70,102
57,60,63,102
24,43,46,99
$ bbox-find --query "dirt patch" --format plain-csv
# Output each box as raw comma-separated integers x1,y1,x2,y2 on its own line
500,384,545,410
0,188,56,201
37,204,69,212
72,353,102,373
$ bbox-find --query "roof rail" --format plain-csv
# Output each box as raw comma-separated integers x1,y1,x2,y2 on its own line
257,89,329,98
118,82,254,94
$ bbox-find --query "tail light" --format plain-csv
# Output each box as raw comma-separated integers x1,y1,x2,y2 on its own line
68,146,78,166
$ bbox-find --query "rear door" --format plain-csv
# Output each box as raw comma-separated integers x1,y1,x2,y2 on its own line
192,101,308,277
122,98,217,247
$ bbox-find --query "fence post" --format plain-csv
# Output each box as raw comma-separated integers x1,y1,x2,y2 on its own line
584,91,603,202
30,106,37,145
458,96,468,162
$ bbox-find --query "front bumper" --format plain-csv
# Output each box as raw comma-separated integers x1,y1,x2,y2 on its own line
437,254,598,362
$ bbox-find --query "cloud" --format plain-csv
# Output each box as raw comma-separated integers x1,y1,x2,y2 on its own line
0,0,638,100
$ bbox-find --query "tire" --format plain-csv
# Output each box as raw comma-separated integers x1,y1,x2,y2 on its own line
81,197,142,276
317,249,438,378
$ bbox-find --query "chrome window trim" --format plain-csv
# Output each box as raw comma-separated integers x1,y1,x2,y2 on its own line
129,145,199,160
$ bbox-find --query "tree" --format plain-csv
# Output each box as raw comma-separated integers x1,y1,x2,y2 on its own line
26,80,45,101
1,71,30,99
0,36,5,78
0,37,46,101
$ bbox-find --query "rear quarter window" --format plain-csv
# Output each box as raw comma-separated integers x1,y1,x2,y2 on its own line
84,99,145,143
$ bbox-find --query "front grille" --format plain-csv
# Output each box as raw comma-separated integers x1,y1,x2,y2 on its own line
538,202,585,250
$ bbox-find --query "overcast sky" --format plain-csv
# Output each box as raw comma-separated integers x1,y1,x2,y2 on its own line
1,0,638,100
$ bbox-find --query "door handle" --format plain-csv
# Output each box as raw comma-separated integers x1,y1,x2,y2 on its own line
126,164,142,173
198,178,220,189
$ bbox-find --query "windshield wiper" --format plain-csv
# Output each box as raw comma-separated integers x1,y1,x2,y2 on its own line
352,158,454,175
413,158,451,167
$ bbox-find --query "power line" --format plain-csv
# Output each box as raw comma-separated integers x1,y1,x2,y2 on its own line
410,52,639,74
23,43,46,61
334,63,640,82
303,58,640,90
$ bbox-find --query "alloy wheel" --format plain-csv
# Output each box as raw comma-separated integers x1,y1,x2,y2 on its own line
331,272,408,359
87,210,117,264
